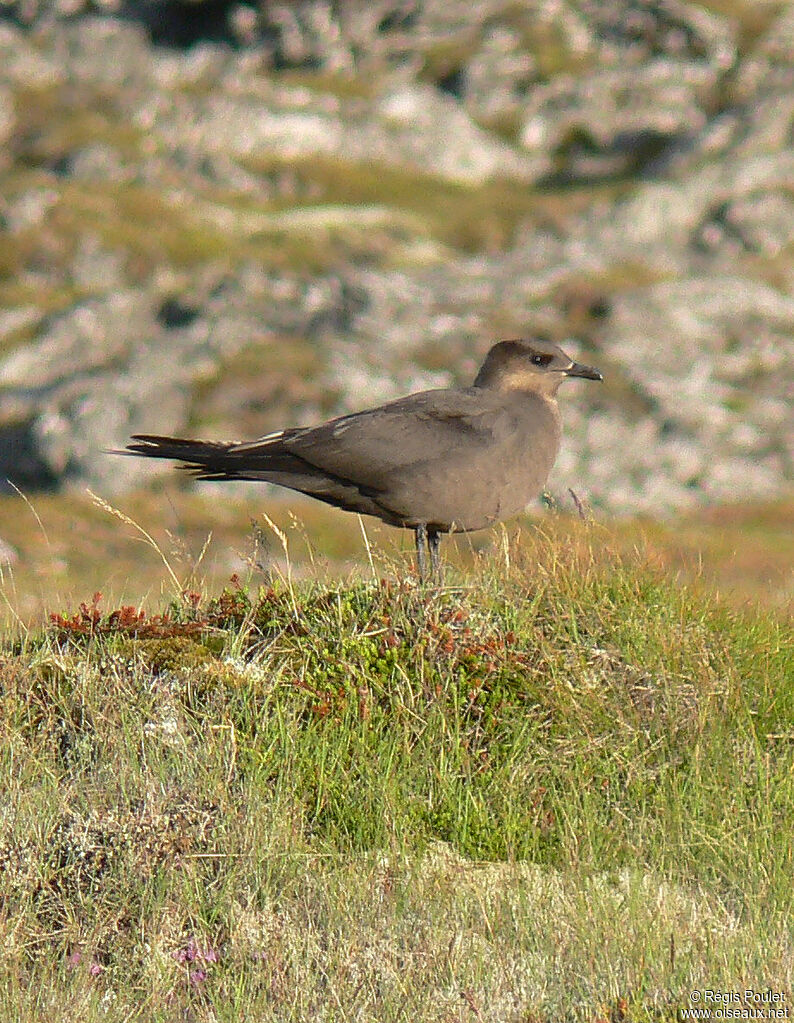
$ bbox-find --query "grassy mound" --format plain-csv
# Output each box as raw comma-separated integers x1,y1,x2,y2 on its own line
1,536,792,1020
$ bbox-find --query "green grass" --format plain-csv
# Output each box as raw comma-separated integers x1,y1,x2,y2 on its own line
239,152,628,256
1,533,792,1020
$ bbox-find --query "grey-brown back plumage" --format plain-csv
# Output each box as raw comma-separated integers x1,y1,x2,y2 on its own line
123,337,602,576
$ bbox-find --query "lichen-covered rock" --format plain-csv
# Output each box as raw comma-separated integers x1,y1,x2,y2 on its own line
0,0,792,514
520,60,721,182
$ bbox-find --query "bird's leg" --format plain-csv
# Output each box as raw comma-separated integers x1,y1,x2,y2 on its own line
428,528,442,583
415,523,428,582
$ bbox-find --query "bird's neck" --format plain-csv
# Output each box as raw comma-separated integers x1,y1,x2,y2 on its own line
474,371,563,399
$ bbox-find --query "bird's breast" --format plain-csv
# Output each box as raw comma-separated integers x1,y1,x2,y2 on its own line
382,396,562,532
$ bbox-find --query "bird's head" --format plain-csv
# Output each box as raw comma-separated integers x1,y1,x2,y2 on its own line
473,336,603,396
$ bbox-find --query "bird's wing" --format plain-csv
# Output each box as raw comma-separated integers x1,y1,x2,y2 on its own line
274,388,504,491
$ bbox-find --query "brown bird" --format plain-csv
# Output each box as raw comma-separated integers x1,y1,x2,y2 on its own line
123,337,602,579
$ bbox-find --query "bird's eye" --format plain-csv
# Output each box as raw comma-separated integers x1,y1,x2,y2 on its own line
531,354,544,365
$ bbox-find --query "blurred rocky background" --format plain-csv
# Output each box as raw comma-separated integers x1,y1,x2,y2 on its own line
0,0,792,517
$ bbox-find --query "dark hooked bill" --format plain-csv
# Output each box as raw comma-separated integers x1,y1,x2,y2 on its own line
565,361,603,381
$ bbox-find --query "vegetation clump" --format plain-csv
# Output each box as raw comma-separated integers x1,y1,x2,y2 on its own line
1,539,792,1020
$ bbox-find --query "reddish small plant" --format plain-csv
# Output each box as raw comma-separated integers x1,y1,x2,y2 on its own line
48,592,208,641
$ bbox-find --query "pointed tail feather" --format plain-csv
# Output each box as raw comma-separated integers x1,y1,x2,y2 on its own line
125,435,236,460
122,434,304,481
